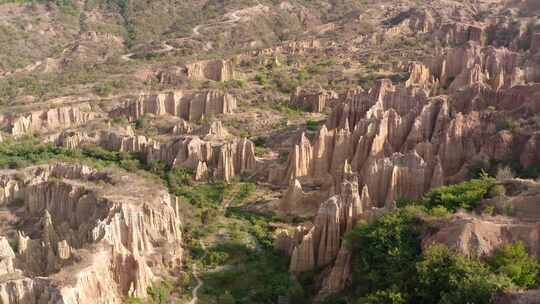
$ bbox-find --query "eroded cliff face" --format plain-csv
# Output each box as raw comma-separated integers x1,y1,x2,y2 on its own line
54,125,257,183
110,90,237,122
186,59,236,82
277,71,539,212
290,88,339,113
286,165,373,293
7,103,99,137
274,27,540,300
423,178,540,259
157,59,236,84
0,163,183,304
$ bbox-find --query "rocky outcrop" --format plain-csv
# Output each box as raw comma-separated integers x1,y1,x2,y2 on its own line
423,211,540,259
195,120,230,140
278,77,539,211
110,90,236,122
422,43,526,91
497,289,540,304
290,88,339,112
289,167,371,274
157,59,235,84
279,56,539,297
252,39,322,57
171,119,193,135
185,59,235,82
0,163,183,303
406,62,439,94
9,103,98,137
53,125,256,183
395,9,485,46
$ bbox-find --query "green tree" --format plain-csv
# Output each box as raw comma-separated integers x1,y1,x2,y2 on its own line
416,244,511,304
345,207,424,298
489,242,540,288
421,174,495,211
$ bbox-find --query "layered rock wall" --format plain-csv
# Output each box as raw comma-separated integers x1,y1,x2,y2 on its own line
9,103,98,137
185,59,235,82
0,163,183,304
111,90,236,122
290,88,339,112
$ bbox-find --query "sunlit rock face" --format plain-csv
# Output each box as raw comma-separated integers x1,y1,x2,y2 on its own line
0,163,183,304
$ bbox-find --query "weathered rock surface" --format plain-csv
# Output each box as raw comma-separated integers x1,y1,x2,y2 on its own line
423,212,540,259
497,289,540,304
158,59,235,84
277,39,540,298
186,59,235,82
54,125,257,183
8,103,98,137
0,163,183,304
278,77,539,211
290,88,339,112
289,167,372,274
110,90,236,122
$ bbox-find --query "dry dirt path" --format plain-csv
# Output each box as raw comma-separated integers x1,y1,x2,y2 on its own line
121,41,174,61
193,9,241,36
188,240,207,304
122,6,249,60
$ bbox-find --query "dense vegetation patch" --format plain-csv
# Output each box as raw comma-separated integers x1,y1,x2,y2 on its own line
397,173,497,212
340,177,540,304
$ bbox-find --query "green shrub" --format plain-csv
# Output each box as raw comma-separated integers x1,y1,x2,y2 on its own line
522,163,540,179
344,179,538,304
174,182,228,209
272,71,299,93
253,137,266,147
488,184,506,198
225,79,247,89
483,205,495,215
420,174,495,212
489,242,540,288
134,115,148,129
93,83,113,96
306,120,318,131
359,287,407,304
345,208,424,297
272,100,304,118
205,249,230,267
254,73,268,86
230,182,256,207
416,244,510,304
166,167,193,188
496,118,517,132
146,281,173,304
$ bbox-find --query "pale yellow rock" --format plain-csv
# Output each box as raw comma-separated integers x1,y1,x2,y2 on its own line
195,161,209,181
11,103,97,137
0,163,183,303
185,59,235,82
111,90,236,122
290,88,339,112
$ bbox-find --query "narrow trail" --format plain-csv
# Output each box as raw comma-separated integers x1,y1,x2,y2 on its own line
121,8,245,60
193,10,241,37
121,42,174,61
189,241,207,304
